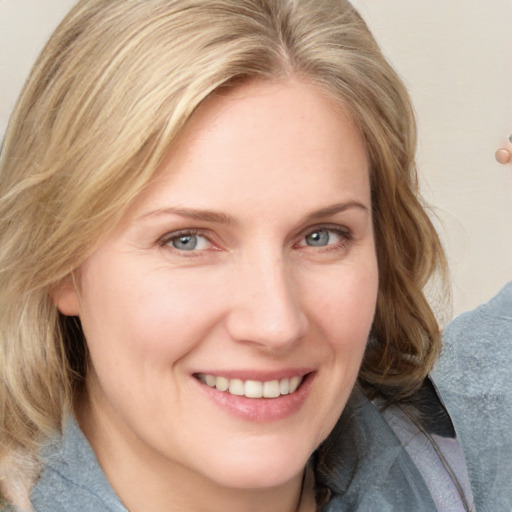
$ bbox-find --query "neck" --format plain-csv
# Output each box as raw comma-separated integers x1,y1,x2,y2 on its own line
77,397,316,512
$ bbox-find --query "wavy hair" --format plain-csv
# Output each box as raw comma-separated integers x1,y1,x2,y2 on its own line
0,0,446,495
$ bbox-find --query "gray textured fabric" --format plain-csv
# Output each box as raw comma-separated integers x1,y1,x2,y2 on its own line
433,281,512,512
317,384,473,511
30,420,128,512
380,404,474,511
28,382,472,511
317,387,438,512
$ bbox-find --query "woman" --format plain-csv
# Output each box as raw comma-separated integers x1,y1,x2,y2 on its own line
0,0,473,510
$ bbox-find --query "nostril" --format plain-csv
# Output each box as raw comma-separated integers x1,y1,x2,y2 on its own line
225,308,308,350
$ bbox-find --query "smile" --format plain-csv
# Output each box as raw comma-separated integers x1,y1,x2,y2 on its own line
195,373,304,399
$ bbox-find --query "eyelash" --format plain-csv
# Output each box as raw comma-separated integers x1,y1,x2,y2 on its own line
158,225,353,257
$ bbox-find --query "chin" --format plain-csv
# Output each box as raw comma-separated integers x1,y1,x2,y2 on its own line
212,462,303,491
192,433,318,491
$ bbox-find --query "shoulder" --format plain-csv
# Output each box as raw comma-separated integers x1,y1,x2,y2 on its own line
438,281,512,388
11,417,127,512
433,282,512,512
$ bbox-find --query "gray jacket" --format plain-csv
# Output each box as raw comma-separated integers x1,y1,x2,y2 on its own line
434,281,512,512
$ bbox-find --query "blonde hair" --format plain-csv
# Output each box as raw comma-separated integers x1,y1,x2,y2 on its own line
0,0,446,490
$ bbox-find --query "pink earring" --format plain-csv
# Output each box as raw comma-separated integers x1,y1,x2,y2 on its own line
495,134,512,164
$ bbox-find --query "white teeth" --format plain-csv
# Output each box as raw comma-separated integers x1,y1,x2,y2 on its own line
263,380,280,398
205,374,216,387
215,376,229,392
279,378,290,395
228,379,244,396
197,374,304,399
289,376,301,393
244,380,263,398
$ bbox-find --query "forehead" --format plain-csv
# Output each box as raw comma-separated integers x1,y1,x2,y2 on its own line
128,78,370,219
175,78,364,163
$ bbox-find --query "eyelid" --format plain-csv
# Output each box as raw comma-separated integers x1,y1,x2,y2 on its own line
297,224,352,242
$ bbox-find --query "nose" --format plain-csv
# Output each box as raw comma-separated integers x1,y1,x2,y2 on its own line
225,252,309,352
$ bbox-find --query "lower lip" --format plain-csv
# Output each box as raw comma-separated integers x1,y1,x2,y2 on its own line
195,373,315,422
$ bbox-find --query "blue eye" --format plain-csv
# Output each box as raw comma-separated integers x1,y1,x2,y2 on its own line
305,230,330,247
171,234,199,251
164,232,211,251
303,229,344,247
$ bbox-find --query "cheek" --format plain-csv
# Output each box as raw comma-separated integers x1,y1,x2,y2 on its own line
304,258,378,409
306,261,378,337
79,265,226,371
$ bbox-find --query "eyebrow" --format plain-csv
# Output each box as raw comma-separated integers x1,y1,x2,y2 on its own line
138,207,234,225
303,201,370,221
138,201,370,225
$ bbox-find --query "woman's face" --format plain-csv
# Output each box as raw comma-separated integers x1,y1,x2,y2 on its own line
57,79,378,495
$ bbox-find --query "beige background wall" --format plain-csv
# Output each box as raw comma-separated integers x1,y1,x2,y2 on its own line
2,1,512,318
350,0,512,317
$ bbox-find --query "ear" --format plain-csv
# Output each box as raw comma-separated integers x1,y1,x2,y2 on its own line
51,274,81,316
